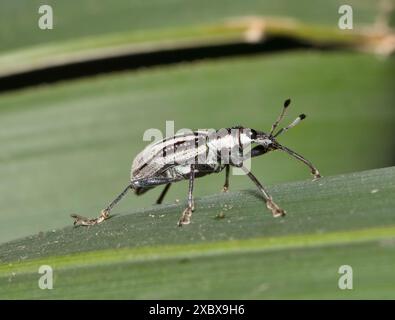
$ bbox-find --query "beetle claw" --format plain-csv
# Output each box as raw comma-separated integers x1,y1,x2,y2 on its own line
266,200,286,218
272,208,286,217
177,207,193,226
312,169,322,181
71,209,110,227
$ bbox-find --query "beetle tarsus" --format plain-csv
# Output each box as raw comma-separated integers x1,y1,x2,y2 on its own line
266,200,286,218
177,207,193,226
222,165,230,193
312,169,322,181
71,209,110,227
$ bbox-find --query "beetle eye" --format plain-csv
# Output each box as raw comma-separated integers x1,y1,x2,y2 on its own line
249,129,257,140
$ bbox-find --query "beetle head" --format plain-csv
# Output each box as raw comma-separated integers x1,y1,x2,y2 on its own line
249,129,276,150
248,99,306,149
248,99,321,180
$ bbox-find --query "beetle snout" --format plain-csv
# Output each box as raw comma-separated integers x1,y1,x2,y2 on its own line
256,137,274,148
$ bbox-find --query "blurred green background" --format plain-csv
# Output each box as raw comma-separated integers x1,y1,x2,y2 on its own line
0,0,387,53
0,0,394,246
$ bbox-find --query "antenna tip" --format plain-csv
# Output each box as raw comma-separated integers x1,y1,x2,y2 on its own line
300,114,306,120
284,98,291,108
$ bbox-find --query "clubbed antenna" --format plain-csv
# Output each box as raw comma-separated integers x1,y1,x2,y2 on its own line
269,98,291,137
274,114,306,138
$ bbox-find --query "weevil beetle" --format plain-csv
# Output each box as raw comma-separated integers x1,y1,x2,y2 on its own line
71,99,321,227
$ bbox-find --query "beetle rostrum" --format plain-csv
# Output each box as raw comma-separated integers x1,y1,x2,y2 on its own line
71,98,321,227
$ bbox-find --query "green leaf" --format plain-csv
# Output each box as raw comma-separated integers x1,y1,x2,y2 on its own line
0,0,381,53
1,167,394,299
0,52,393,244
0,19,368,78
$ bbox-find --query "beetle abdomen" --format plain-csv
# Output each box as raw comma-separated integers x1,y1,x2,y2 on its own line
131,131,209,180
131,127,252,181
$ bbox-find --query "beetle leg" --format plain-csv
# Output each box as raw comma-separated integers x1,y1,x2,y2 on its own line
276,145,321,180
71,209,110,227
134,177,175,187
156,183,172,204
135,187,153,196
71,183,132,226
240,166,285,217
222,164,230,192
178,164,195,226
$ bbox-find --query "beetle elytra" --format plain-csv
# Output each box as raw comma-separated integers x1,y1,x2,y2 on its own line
71,99,321,227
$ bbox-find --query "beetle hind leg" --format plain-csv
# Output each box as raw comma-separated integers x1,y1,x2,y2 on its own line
71,183,132,227
156,183,172,205
71,209,110,226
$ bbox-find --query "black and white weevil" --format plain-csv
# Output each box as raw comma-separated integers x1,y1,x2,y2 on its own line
71,99,321,227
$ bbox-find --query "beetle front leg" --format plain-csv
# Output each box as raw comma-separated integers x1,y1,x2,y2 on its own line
178,164,195,226
276,145,321,180
240,166,285,217
222,164,230,192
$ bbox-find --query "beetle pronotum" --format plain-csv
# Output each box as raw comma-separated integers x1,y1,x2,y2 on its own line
71,99,321,227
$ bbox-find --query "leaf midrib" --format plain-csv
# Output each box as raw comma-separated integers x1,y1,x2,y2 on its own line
2,224,394,276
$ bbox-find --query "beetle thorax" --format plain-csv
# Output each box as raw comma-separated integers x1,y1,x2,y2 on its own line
207,130,251,150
